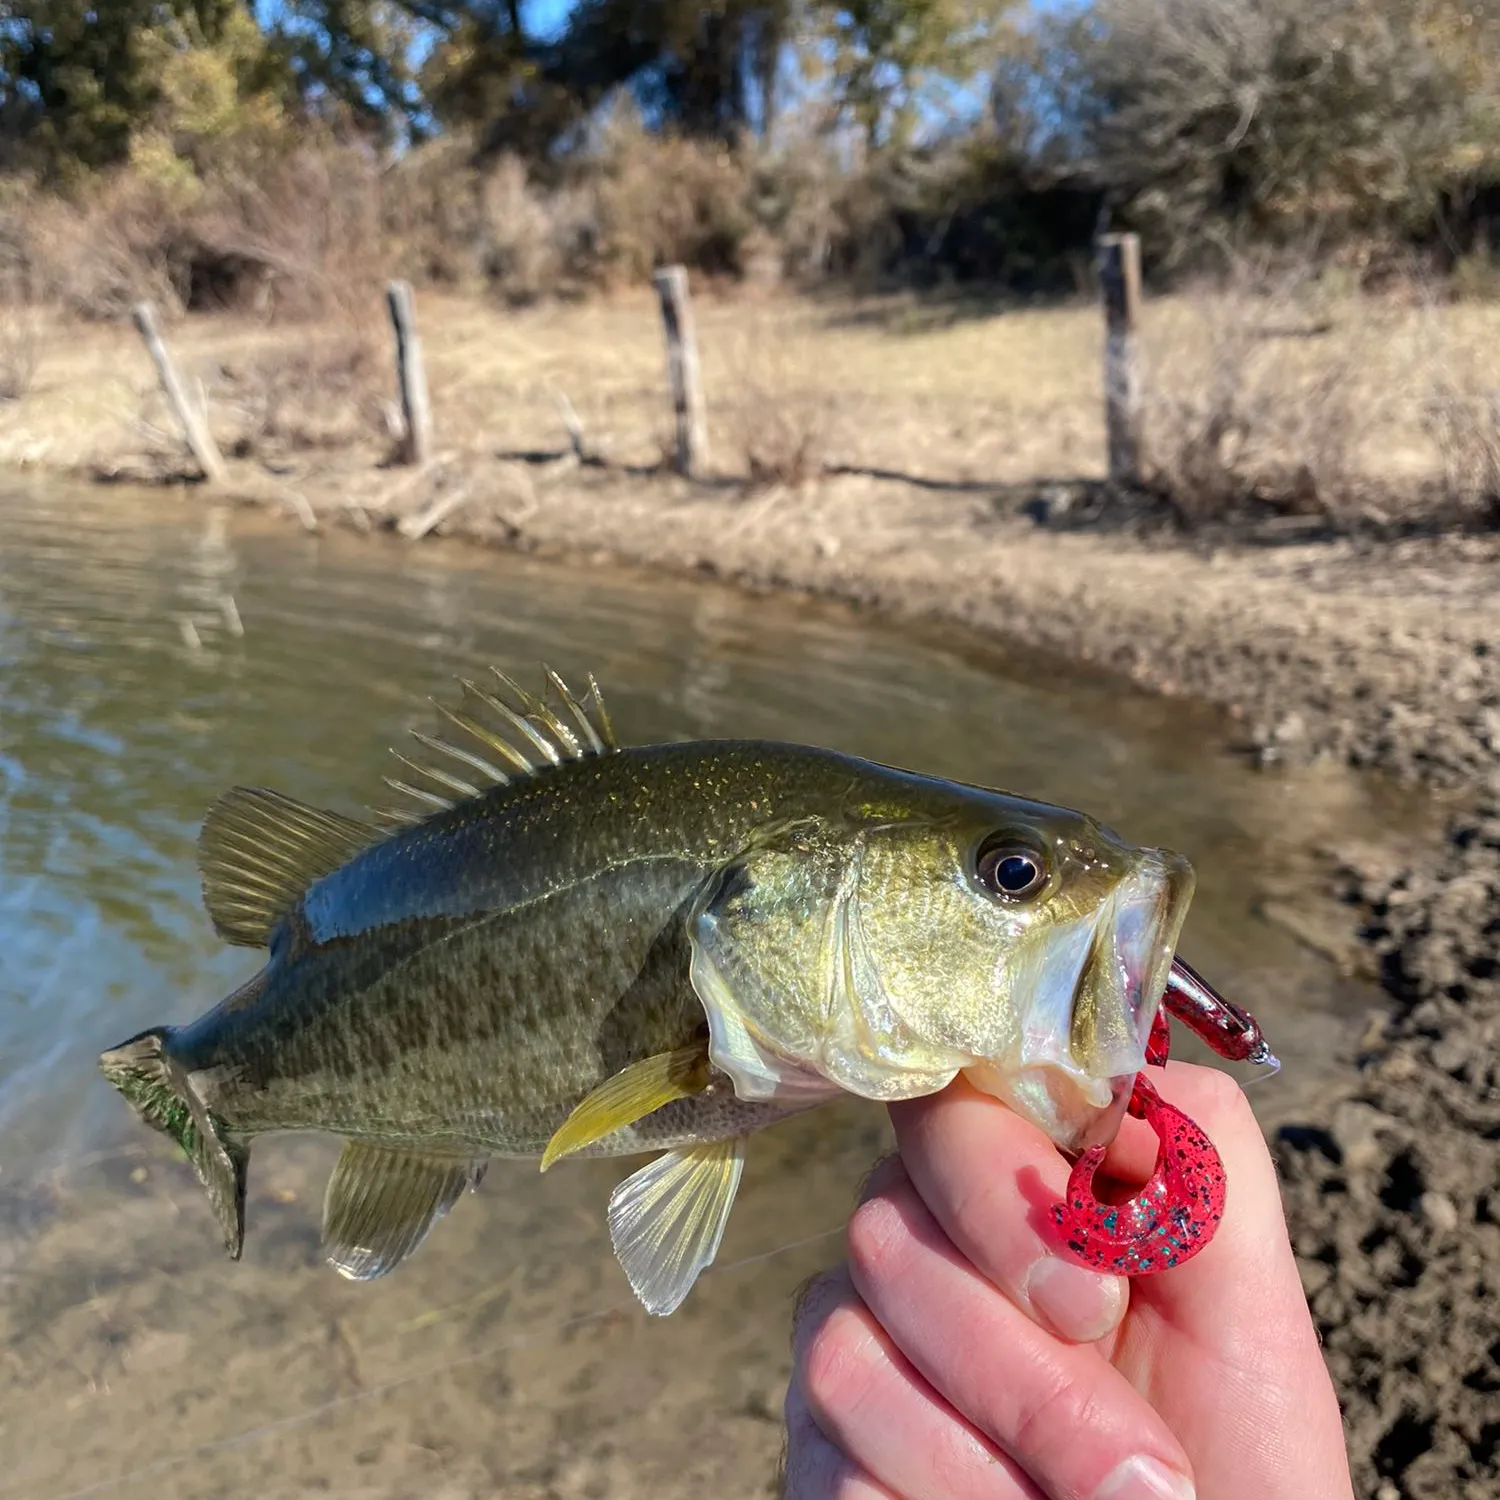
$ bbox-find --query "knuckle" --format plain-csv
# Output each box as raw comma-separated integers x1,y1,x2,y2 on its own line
854,1150,908,1206
845,1192,913,1288
1007,1360,1104,1459
798,1303,880,1423
779,1431,866,1500
791,1266,856,1353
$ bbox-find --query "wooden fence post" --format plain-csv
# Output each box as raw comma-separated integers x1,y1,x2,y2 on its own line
653,265,708,476
131,302,226,484
386,280,432,467
1098,233,1144,486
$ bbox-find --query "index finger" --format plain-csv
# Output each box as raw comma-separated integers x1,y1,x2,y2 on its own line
887,1076,1129,1346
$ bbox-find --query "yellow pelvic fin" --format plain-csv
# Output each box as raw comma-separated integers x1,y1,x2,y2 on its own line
540,1045,712,1172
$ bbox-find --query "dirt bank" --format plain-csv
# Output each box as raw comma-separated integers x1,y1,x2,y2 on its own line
1277,783,1500,1500
217,457,1500,792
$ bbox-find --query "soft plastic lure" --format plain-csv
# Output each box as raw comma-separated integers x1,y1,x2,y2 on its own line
1052,957,1278,1275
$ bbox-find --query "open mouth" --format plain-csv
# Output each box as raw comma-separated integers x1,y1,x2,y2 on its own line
965,847,1196,1155
1069,850,1195,1081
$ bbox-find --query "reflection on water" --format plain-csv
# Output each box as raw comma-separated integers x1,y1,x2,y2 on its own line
0,477,1433,1496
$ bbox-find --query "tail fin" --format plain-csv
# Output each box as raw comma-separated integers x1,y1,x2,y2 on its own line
99,1027,248,1259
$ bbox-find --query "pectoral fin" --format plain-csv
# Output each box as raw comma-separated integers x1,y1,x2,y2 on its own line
540,1044,712,1171
322,1142,487,1282
607,1138,747,1316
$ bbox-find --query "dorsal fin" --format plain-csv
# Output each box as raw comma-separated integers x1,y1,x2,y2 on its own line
199,787,384,947
376,663,618,825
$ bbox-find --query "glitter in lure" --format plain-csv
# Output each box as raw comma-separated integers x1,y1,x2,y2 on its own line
1049,956,1271,1276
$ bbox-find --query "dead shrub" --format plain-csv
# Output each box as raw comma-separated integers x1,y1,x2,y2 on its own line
1423,356,1500,522
212,334,390,461
1141,261,1386,522
192,134,388,326
381,134,486,289
23,170,194,320
0,265,40,400
720,319,841,487
478,155,576,304
587,111,756,283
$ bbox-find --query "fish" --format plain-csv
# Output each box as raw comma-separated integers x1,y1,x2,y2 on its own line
100,664,1209,1317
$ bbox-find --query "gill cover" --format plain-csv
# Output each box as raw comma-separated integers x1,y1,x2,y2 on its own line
687,829,971,1105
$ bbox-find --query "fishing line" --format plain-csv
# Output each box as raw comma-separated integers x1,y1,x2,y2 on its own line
26,1225,843,1500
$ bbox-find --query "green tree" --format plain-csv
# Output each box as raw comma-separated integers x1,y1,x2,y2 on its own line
814,0,1000,150
0,0,291,176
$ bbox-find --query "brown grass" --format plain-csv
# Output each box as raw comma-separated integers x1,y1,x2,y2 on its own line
0,275,41,401
213,334,391,462
1421,338,1500,524
2,275,1499,534
1139,265,1383,521
1139,266,1500,525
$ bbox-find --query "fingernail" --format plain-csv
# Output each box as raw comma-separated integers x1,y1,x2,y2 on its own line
1024,1256,1126,1343
1095,1454,1196,1500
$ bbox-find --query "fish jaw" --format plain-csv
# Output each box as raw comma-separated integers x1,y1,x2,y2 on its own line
964,848,1195,1155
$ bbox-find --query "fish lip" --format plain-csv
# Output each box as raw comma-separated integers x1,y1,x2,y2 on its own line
1040,849,1193,1150
1105,849,1196,1061
1070,1071,1136,1153
972,847,1195,1155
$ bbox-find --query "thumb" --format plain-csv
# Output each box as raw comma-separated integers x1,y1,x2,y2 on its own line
1102,1062,1353,1497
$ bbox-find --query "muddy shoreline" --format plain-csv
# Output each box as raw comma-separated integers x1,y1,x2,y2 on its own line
102,453,1500,794
1278,783,1500,1500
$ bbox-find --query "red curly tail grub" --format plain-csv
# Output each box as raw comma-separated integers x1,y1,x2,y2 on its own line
1050,1073,1226,1276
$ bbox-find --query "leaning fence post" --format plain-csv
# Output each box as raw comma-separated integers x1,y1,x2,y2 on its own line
131,301,226,484
386,279,432,467
1098,233,1144,486
652,265,708,476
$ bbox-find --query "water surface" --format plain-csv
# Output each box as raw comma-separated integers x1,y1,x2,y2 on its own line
0,477,1432,1497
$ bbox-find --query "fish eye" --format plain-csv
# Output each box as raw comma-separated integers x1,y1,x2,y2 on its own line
973,837,1048,900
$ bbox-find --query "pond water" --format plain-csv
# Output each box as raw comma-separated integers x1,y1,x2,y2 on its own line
0,477,1431,1497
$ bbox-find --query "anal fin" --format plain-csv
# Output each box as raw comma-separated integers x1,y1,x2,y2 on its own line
540,1044,711,1171
322,1142,486,1282
607,1138,747,1316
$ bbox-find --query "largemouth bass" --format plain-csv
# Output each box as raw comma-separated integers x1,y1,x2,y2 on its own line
101,666,1205,1315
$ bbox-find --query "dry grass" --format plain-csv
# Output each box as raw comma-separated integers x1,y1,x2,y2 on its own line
716,313,845,486
1421,339,1500,524
212,334,392,461
1139,266,1386,521
1140,269,1500,525
1,278,1499,532
0,276,41,401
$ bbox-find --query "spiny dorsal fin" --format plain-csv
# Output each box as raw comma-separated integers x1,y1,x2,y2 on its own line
322,1141,487,1282
376,663,618,825
199,787,384,948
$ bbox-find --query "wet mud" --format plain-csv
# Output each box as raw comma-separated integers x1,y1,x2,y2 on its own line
1279,780,1500,1499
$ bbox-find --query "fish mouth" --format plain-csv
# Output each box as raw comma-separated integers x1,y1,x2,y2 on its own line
966,848,1195,1154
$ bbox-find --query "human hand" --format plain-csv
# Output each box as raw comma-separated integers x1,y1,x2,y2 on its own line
783,1062,1354,1500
